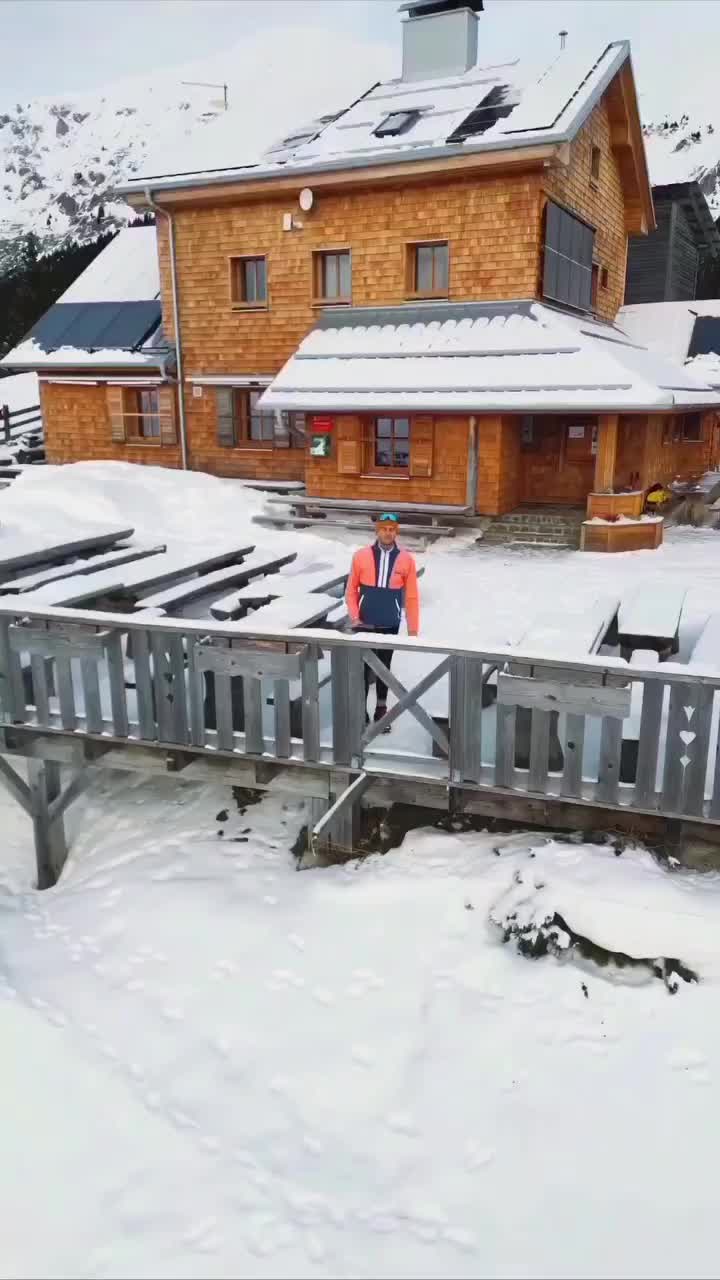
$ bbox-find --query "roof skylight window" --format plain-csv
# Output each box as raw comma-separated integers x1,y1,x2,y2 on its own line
373,110,421,138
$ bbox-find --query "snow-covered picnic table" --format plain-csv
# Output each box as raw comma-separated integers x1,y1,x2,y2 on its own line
0,525,134,576
21,541,256,607
617,584,686,660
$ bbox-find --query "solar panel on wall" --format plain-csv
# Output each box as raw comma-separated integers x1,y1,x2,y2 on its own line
542,201,594,313
30,301,162,352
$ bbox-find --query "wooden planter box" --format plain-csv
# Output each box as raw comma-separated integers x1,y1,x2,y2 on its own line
587,490,645,519
581,518,663,553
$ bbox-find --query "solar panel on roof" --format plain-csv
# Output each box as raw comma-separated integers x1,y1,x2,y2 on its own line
30,301,161,353
446,84,515,142
689,316,720,360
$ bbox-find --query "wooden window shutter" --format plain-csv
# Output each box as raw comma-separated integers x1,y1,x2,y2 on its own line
410,416,434,477
158,385,177,445
107,385,126,443
336,418,361,475
216,387,236,447
274,410,290,449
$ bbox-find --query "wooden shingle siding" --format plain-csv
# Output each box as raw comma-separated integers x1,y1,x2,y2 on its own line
307,415,470,507
543,101,627,321
41,382,181,468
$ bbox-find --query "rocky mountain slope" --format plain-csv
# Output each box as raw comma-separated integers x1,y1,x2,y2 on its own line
0,88,222,273
0,24,392,277
643,116,720,212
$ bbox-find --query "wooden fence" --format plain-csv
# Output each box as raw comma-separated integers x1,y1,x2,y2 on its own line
1,401,42,444
1,596,719,849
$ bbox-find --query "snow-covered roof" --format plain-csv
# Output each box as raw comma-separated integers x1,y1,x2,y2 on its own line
120,41,631,195
1,228,172,374
258,300,720,415
619,299,720,387
58,227,160,303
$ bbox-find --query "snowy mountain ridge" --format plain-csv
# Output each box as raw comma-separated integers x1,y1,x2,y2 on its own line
2,27,720,277
643,115,720,212
0,87,225,271
0,24,393,275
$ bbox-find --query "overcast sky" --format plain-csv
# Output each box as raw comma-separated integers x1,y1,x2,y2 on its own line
0,0,718,120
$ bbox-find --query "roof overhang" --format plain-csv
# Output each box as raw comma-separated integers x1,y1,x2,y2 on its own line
604,55,655,235
120,141,560,208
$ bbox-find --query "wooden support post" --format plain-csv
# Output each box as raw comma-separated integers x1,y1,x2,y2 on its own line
594,414,619,492
27,759,67,889
312,770,368,860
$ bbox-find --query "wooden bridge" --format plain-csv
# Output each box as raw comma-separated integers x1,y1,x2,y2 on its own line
1,575,720,886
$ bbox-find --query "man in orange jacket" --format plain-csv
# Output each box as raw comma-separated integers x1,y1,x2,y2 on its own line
345,513,420,728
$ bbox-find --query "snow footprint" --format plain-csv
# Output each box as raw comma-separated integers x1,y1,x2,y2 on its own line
668,1047,711,1084
385,1111,419,1137
465,1140,496,1170
351,1044,376,1068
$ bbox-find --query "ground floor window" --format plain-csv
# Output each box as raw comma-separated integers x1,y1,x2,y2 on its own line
107,384,176,445
680,412,703,442
121,387,161,442
217,388,305,449
369,416,410,472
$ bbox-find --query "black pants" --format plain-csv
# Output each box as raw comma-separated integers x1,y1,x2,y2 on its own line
363,628,398,705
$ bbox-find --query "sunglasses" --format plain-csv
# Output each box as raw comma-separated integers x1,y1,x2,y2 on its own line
377,513,399,523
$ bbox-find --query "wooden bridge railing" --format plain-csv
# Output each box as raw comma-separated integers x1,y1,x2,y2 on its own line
1,597,720,834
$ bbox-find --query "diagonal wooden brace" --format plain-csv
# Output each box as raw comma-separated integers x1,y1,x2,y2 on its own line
0,754,31,814
361,651,450,754
311,770,370,860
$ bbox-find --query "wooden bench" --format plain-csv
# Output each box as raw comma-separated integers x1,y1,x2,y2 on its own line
24,543,257,607
255,514,455,539
210,566,347,621
267,495,467,519
0,526,135,577
686,613,720,673
0,544,166,594
616,585,686,661
135,551,297,613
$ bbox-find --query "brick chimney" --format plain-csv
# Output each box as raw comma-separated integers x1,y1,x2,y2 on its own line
399,0,483,82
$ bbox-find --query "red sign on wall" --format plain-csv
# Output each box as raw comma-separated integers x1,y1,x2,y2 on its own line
311,416,335,434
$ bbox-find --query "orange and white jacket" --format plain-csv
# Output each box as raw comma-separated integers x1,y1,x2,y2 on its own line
345,542,420,634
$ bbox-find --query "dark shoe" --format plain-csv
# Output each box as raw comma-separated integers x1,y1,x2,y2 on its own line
373,704,392,734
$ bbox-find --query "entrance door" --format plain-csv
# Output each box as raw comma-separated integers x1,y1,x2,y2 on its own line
521,417,595,505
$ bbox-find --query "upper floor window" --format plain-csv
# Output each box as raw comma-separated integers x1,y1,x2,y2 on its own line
314,250,351,303
542,201,595,312
590,145,601,184
407,241,449,298
124,387,161,440
230,255,267,307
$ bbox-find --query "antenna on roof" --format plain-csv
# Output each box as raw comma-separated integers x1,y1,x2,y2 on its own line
559,29,568,50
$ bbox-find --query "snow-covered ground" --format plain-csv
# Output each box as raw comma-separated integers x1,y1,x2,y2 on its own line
3,776,720,1279
3,462,720,1278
